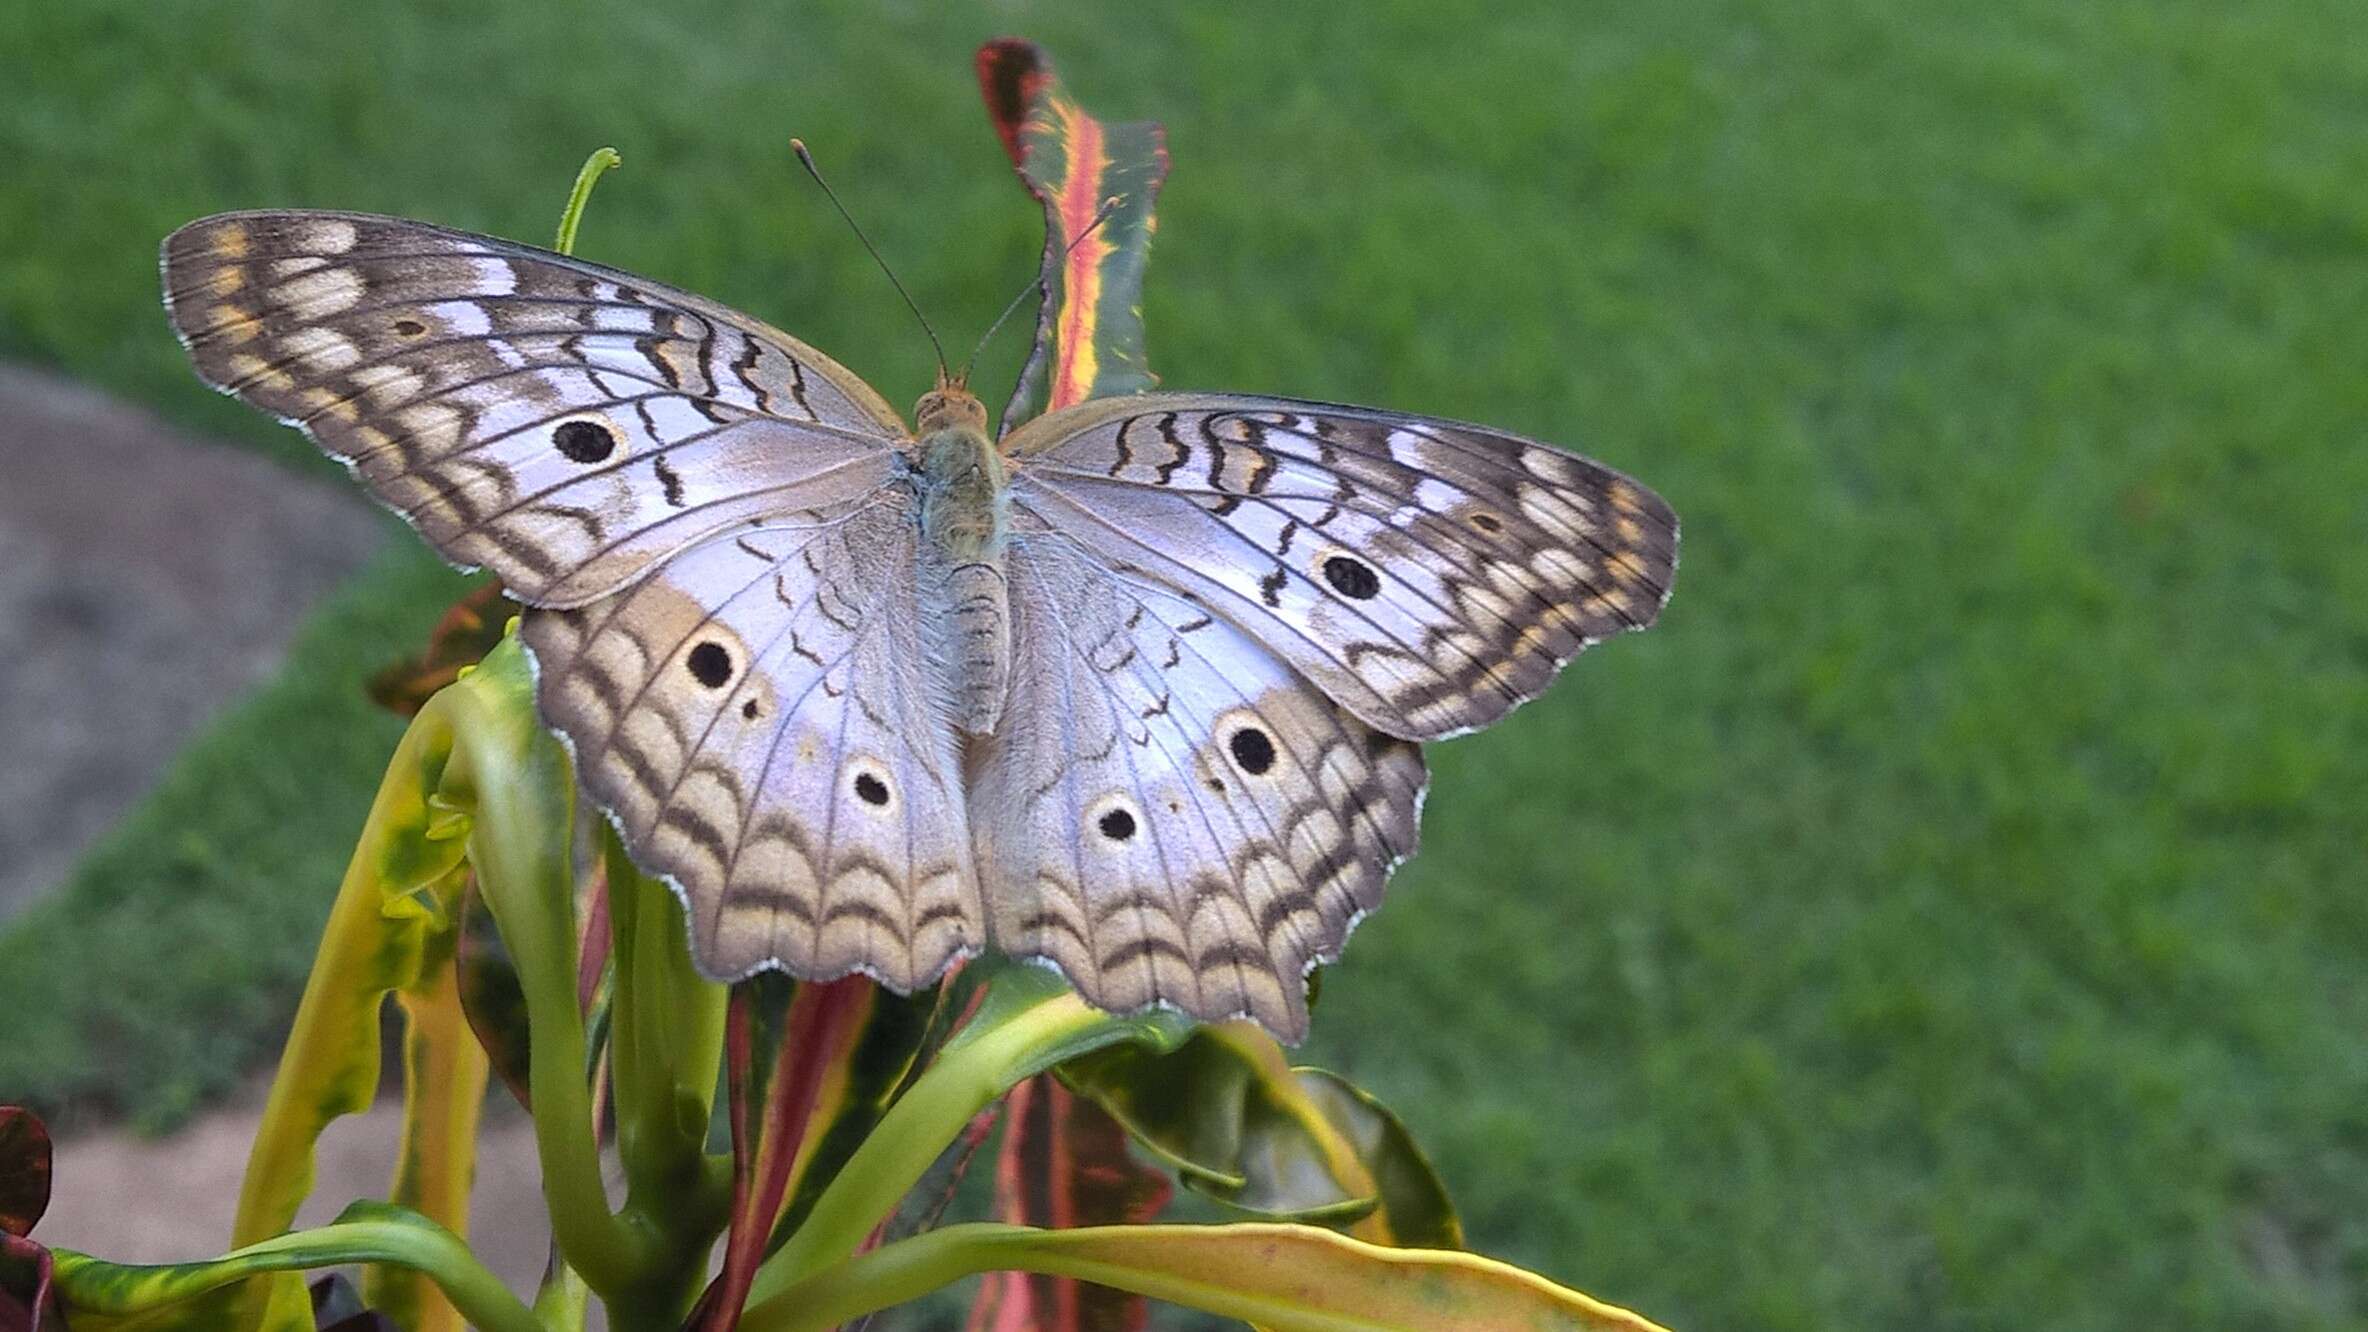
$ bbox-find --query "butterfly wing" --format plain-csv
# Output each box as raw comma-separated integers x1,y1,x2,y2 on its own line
161,210,909,607
1003,394,1678,741
164,210,978,988
972,534,1428,1040
519,493,982,988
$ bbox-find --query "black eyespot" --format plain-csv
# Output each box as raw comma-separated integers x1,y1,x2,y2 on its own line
554,419,617,463
1470,512,1503,533
854,772,890,806
1322,555,1381,600
1228,727,1277,775
1097,808,1138,841
686,641,732,688
392,318,427,337
741,698,760,720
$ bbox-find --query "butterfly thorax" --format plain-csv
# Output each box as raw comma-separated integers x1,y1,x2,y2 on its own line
910,383,1013,736
912,386,1007,561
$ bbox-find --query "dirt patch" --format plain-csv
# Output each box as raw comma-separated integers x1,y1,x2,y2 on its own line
36,1080,557,1299
0,362,384,919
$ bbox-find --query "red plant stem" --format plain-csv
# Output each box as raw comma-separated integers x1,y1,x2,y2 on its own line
699,977,871,1331
574,865,611,1016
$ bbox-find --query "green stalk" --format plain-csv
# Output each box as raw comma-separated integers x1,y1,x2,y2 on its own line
430,658,652,1291
607,832,729,1224
553,147,621,255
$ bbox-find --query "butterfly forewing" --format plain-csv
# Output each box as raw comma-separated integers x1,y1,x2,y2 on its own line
160,210,910,607
1003,394,1678,741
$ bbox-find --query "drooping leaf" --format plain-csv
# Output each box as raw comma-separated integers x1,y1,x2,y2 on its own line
46,1202,536,1332
1059,1023,1461,1248
252,635,649,1308
975,37,1169,427
430,637,694,1306
744,1221,1672,1332
967,1077,1171,1332
367,920,490,1332
228,731,472,1246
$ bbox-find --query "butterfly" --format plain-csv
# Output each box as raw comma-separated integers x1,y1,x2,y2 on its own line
159,210,1677,1040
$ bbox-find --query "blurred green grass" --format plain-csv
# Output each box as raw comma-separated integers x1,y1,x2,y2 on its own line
3,2,2365,1328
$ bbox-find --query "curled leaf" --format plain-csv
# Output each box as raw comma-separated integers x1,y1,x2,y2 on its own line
1059,1024,1461,1247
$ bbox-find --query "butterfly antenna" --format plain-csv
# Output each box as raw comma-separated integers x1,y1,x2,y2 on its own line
791,138,951,381
957,195,1125,383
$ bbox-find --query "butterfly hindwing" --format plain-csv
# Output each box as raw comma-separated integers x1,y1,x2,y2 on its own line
519,493,983,990
973,534,1428,1039
1004,394,1678,741
161,210,909,606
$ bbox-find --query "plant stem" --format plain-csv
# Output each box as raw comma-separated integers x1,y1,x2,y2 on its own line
608,832,728,1225
434,670,654,1291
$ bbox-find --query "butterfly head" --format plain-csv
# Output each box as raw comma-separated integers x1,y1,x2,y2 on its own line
912,374,988,437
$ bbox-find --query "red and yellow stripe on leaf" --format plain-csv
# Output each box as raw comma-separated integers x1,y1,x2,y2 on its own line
966,1075,1172,1332
976,38,1169,421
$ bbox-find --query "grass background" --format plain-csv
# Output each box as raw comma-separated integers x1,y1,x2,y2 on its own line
4,1,2365,1327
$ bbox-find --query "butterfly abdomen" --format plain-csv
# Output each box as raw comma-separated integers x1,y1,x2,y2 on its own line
915,418,1013,735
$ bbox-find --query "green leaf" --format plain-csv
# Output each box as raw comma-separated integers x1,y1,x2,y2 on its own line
602,831,729,1251
229,686,476,1245
431,637,705,1315
368,922,490,1332
741,1221,1672,1332
974,37,1169,426
1059,1024,1462,1247
48,1202,536,1332
767,980,942,1251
